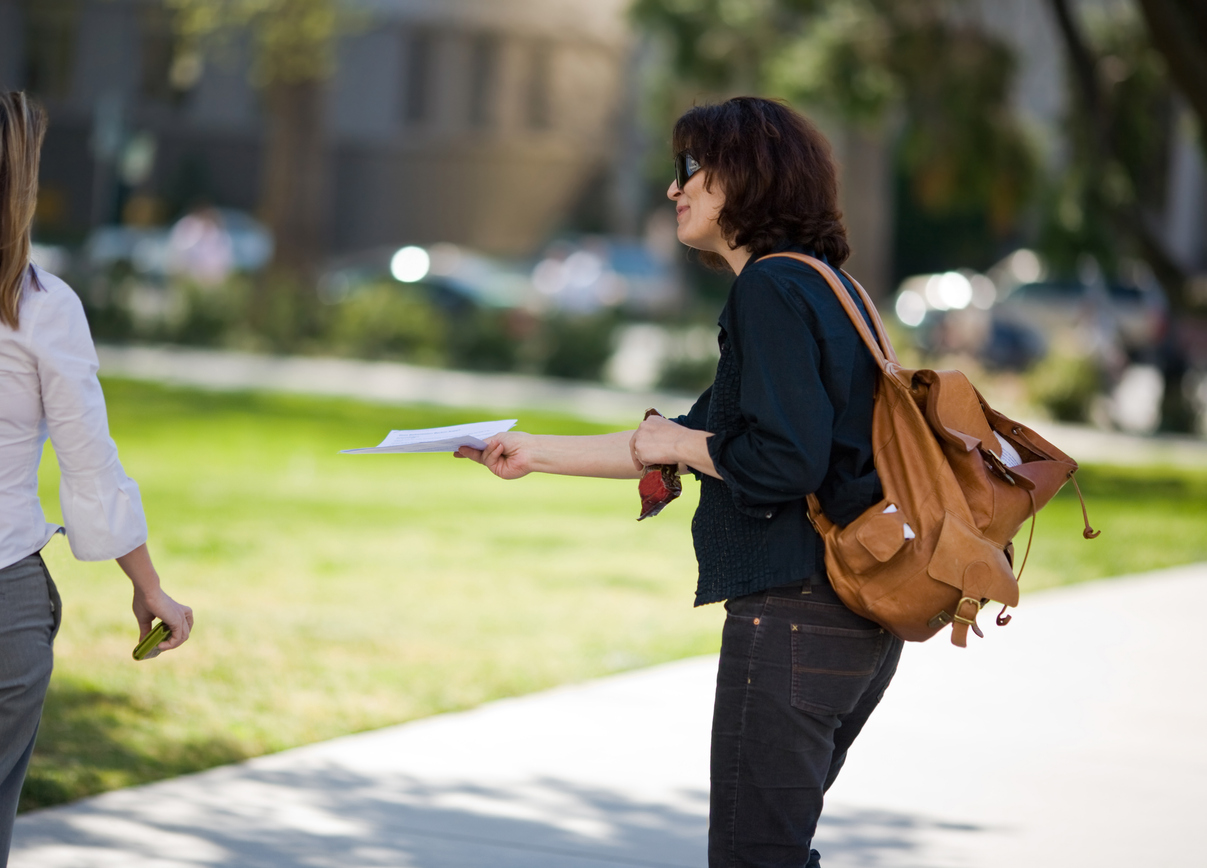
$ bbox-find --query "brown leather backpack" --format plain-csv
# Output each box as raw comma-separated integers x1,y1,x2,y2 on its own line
762,253,1099,646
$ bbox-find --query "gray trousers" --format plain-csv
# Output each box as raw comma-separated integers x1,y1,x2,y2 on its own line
0,553,60,867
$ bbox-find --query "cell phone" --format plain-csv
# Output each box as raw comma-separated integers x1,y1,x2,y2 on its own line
133,621,171,661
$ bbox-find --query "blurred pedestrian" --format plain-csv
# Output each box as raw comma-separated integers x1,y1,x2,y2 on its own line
457,96,900,867
166,206,234,286
0,91,193,865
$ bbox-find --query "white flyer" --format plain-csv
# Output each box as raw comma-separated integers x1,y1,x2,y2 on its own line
341,419,518,454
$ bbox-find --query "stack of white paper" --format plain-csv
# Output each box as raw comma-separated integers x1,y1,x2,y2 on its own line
341,420,518,454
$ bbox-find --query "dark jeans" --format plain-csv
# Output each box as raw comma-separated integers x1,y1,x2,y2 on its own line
709,579,903,868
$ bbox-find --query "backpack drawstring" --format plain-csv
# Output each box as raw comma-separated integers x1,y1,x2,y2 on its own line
1070,473,1101,539
998,474,1099,627
998,488,1038,627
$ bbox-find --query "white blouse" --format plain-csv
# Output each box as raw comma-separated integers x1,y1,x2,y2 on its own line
0,267,147,570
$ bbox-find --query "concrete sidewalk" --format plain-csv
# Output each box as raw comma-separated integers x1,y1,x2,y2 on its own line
12,562,1207,868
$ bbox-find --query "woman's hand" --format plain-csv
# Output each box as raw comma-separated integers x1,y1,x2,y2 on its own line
631,414,688,467
631,415,721,479
132,586,194,655
455,432,535,480
117,543,193,656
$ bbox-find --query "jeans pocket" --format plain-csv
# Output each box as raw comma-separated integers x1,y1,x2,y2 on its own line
790,624,885,716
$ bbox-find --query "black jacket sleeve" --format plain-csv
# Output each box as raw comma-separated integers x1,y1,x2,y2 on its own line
673,385,712,432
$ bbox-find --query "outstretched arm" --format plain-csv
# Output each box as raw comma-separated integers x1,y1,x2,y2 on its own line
455,430,645,480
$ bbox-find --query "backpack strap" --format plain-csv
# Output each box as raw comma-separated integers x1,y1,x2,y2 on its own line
758,253,900,368
759,253,898,533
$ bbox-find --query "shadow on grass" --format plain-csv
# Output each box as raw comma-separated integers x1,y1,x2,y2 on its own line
19,678,249,813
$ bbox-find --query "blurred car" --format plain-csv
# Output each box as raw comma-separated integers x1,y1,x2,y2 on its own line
319,236,683,316
317,243,531,314
890,250,1170,371
992,276,1168,363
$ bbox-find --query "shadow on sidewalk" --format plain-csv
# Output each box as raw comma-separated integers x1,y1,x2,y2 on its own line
14,763,986,868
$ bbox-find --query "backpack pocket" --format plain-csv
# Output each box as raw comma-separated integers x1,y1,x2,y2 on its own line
926,510,1019,607
830,500,912,575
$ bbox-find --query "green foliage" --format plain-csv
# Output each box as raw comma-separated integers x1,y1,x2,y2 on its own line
1025,350,1104,423
631,0,1038,229
164,0,352,86
173,278,256,345
326,283,449,364
1038,7,1176,276
536,312,621,381
658,355,718,393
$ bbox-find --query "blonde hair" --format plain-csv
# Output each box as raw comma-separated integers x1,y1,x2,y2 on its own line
0,91,48,330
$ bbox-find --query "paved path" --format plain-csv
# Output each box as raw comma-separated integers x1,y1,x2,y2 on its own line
96,344,1207,466
12,562,1207,867
95,345,698,425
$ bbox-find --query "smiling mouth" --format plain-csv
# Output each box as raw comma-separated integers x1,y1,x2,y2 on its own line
676,205,688,219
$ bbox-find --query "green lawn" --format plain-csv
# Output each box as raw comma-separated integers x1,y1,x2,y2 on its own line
21,379,1207,810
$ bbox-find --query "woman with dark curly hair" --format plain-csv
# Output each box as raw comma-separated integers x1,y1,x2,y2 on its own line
457,96,902,867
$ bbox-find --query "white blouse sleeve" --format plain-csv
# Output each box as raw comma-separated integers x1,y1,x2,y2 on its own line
29,280,148,561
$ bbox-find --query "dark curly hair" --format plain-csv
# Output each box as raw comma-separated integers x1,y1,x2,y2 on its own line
672,97,850,271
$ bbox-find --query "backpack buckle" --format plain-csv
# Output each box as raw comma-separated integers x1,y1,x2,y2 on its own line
951,596,985,639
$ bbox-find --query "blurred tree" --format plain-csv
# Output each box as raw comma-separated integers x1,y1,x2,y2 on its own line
630,0,1037,268
1048,0,1204,309
1045,0,1206,432
163,0,350,284
1136,0,1207,150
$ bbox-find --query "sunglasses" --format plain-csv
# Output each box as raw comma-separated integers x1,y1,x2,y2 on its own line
674,150,702,191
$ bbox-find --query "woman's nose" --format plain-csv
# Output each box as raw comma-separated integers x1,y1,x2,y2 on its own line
666,179,680,200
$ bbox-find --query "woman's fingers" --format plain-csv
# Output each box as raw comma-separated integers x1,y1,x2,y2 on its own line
453,433,530,480
159,605,191,650
632,415,679,467
139,592,194,652
482,439,506,469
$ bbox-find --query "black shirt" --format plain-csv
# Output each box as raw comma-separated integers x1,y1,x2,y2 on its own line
675,249,882,605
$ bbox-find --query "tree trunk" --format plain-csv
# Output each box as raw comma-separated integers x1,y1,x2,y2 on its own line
1137,0,1207,135
260,78,326,283
1047,0,1187,304
1047,0,1197,432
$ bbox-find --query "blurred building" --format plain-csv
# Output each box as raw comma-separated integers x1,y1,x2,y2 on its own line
0,0,632,256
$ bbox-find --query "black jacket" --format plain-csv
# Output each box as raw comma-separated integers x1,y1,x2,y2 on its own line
676,249,882,605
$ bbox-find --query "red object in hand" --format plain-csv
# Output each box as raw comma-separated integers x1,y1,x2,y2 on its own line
637,409,682,521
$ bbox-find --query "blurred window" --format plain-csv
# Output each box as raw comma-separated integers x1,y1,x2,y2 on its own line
468,34,499,129
402,30,433,124
525,43,552,130
19,0,79,100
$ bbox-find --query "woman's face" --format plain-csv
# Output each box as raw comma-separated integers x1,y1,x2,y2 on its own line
667,170,727,255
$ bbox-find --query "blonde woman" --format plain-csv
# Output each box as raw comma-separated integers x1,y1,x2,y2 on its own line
0,92,193,863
